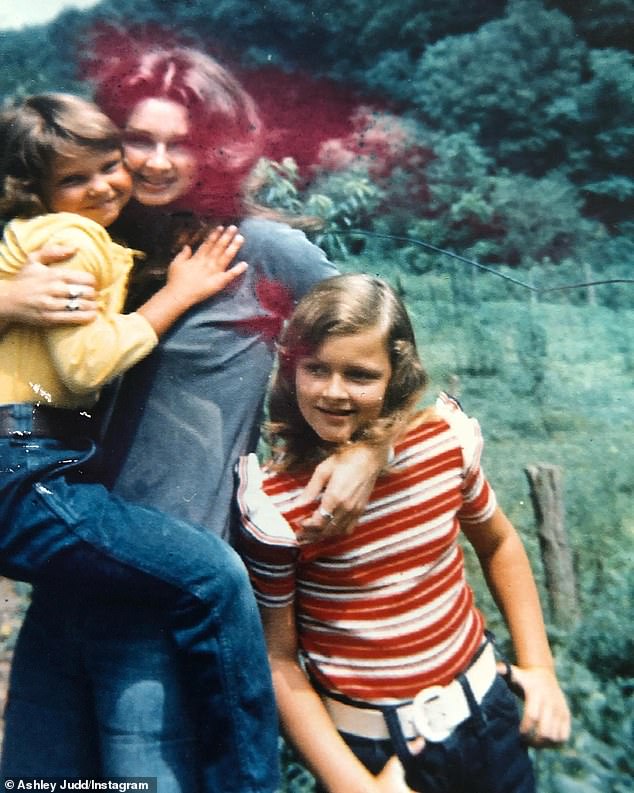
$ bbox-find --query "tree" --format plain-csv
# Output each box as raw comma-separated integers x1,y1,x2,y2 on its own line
411,0,586,173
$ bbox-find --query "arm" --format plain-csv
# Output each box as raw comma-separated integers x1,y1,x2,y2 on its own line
262,604,413,793
135,225,246,336
47,224,246,394
296,442,390,540
0,248,97,330
461,507,571,745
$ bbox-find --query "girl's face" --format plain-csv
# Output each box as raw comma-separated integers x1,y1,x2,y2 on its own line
44,148,132,227
295,326,392,445
123,98,199,206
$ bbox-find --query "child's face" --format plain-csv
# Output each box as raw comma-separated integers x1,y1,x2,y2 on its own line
44,148,132,227
295,327,392,445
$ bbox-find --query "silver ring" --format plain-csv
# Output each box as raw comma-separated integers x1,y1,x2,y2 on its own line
65,298,81,312
318,506,335,522
68,286,84,300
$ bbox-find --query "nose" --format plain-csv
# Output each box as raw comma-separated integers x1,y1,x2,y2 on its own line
322,374,348,400
145,143,173,171
88,175,111,196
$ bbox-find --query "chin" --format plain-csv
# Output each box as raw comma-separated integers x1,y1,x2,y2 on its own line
314,426,355,445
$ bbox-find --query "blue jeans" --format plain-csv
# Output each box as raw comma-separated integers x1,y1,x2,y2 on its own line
0,410,279,793
2,588,199,791
330,676,535,793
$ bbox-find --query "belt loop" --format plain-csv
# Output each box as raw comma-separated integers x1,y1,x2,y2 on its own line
383,707,419,780
9,403,34,436
458,662,497,791
457,672,486,734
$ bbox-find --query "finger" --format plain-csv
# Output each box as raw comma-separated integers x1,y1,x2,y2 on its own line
55,269,97,288
172,245,192,267
27,245,77,266
295,460,334,508
197,226,225,252
212,260,248,286
211,235,245,270
198,225,237,256
54,281,97,302
55,295,99,315
41,308,98,325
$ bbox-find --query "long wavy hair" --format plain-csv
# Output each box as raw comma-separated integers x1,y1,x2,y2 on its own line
267,274,428,471
84,26,263,220
0,93,121,221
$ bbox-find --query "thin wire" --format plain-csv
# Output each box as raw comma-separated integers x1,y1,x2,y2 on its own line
335,229,634,294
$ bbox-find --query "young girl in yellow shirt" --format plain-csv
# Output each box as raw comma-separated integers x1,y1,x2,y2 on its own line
0,93,278,792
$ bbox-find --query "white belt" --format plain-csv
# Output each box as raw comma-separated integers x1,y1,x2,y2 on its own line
322,642,497,742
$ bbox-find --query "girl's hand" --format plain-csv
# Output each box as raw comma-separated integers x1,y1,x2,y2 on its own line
138,226,247,337
166,225,247,305
503,663,571,746
375,756,416,793
296,443,389,541
1,247,98,326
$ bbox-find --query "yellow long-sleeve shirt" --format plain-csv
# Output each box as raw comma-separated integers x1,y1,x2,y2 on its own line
0,212,158,410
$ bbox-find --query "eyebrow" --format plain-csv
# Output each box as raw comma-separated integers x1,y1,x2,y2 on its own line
124,128,189,141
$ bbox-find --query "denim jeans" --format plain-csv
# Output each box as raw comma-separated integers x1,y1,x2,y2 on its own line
0,409,279,793
2,588,199,791
326,676,535,793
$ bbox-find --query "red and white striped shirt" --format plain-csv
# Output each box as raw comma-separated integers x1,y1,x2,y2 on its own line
237,394,497,704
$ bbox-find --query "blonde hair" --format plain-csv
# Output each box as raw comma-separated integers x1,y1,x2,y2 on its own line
0,93,121,220
267,274,428,471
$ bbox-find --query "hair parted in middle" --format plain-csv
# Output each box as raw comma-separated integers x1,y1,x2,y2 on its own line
85,25,263,219
0,93,121,221
267,273,428,470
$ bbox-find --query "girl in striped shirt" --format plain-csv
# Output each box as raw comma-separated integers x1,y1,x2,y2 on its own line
237,274,570,793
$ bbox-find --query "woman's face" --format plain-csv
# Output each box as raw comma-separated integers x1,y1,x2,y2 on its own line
123,98,198,206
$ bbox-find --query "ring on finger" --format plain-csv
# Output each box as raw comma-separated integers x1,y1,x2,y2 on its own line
318,506,335,522
68,286,84,300
65,298,81,312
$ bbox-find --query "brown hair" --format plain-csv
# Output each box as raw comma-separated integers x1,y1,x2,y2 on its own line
267,274,428,471
0,93,121,220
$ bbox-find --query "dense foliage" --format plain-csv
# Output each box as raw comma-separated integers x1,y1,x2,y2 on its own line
1,2,632,791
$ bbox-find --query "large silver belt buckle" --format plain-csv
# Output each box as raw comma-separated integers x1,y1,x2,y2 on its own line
412,685,454,742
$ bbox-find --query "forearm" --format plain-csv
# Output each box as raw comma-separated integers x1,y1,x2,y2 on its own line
466,507,570,743
47,313,157,394
136,282,196,337
271,657,379,793
0,284,11,332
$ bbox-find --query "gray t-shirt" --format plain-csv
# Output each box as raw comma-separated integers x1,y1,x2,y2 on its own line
103,217,337,539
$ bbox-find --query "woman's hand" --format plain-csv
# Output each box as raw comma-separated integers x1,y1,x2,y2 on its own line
0,246,97,327
501,663,571,746
138,225,247,337
296,443,389,542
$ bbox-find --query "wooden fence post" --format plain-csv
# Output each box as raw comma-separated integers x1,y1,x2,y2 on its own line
524,463,580,626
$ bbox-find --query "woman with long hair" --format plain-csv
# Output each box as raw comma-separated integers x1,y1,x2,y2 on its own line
1,31,386,791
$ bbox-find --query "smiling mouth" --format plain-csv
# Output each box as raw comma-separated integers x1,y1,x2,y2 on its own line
136,176,176,190
93,196,118,206
316,406,354,418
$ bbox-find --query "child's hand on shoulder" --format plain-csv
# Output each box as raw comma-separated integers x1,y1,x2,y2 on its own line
166,225,247,305
504,663,571,746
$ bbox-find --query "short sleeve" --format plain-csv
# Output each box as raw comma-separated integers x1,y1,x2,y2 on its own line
235,453,299,607
435,393,497,524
